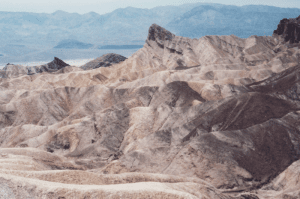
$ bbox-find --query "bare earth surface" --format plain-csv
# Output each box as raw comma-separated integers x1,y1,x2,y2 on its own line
0,19,300,198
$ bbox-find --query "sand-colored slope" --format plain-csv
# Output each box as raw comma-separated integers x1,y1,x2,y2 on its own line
0,21,300,198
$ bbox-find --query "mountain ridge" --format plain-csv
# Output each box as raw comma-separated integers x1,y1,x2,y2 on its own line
0,11,300,199
1,3,300,64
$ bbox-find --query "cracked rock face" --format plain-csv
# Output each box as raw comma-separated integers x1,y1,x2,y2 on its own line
273,15,300,44
0,19,300,199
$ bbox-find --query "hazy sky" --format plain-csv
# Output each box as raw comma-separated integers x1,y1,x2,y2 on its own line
1,0,300,14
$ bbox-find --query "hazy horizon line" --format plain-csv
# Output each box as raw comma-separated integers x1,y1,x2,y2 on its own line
0,2,299,15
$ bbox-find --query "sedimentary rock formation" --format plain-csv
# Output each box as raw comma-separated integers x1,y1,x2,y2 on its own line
0,57,71,78
81,53,127,70
0,21,300,198
273,15,300,44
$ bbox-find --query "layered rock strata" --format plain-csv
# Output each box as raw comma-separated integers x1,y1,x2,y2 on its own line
0,21,300,198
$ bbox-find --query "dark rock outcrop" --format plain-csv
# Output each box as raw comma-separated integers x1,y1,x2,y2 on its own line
273,15,300,44
147,24,175,48
27,57,70,74
81,53,127,70
38,57,70,72
0,57,70,78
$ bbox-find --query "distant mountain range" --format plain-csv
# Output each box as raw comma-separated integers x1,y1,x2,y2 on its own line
0,3,299,64
166,5,300,38
53,39,94,49
98,45,144,50
53,40,144,50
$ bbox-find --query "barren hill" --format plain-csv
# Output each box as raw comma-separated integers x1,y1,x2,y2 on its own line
0,16,300,199
81,53,127,70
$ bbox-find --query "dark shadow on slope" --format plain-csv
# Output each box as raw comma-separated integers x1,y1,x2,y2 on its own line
150,81,206,108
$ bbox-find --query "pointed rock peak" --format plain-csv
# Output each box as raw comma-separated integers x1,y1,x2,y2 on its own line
147,24,175,45
273,15,300,44
53,57,70,66
46,57,70,70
